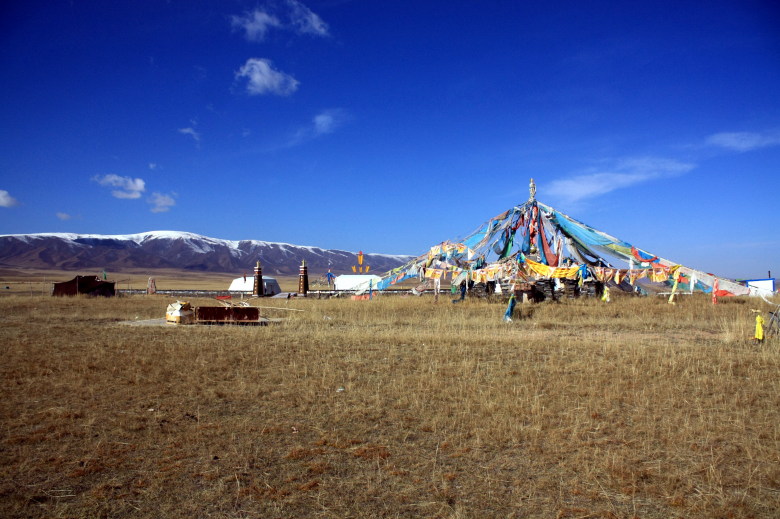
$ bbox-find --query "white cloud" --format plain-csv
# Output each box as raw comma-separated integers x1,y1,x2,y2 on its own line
289,109,346,146
313,109,344,135
546,157,695,204
286,0,329,37
148,163,157,170
178,126,201,143
148,192,176,213
236,58,299,96
0,189,19,208
56,212,71,220
231,2,328,41
706,131,780,152
231,10,281,42
93,174,146,199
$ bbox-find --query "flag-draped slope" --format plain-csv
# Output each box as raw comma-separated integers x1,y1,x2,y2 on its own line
377,182,749,297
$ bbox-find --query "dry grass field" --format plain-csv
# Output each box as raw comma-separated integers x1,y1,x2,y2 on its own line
0,268,302,294
1,285,779,518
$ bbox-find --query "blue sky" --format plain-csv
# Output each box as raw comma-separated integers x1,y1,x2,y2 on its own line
1,1,778,279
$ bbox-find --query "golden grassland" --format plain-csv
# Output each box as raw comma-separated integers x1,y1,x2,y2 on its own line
0,267,302,293
1,288,779,518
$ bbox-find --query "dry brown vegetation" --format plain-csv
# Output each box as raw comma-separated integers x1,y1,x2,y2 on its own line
1,288,779,518
0,268,302,294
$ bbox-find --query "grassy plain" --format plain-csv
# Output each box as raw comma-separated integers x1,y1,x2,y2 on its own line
0,268,301,294
1,282,779,518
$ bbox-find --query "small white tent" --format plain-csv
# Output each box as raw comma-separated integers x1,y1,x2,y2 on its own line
228,276,282,296
334,274,382,292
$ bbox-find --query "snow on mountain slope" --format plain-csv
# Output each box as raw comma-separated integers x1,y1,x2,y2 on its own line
0,231,412,275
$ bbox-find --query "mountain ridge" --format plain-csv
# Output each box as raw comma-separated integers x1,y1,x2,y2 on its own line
0,231,412,276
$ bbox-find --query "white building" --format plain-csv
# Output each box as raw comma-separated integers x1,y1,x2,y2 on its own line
744,278,776,297
334,274,382,292
228,276,282,296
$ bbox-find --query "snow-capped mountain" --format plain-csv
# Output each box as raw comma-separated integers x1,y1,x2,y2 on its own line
0,231,412,275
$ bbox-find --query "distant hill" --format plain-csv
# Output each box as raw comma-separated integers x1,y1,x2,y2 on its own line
0,231,412,276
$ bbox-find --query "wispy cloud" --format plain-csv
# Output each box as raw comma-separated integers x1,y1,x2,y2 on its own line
313,109,345,135
236,58,299,96
93,174,146,199
0,189,19,208
148,162,157,170
290,109,347,145
706,131,780,152
286,0,329,37
178,122,201,144
231,1,328,41
56,212,71,220
546,157,695,205
231,10,281,42
148,192,176,213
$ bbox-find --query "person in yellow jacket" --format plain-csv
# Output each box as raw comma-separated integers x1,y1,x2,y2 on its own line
755,313,766,343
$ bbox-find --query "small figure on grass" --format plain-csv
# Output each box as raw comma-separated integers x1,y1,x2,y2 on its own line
503,292,516,322
753,310,766,343
452,280,467,304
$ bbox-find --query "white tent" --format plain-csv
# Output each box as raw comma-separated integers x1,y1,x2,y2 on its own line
228,276,282,296
334,274,382,292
